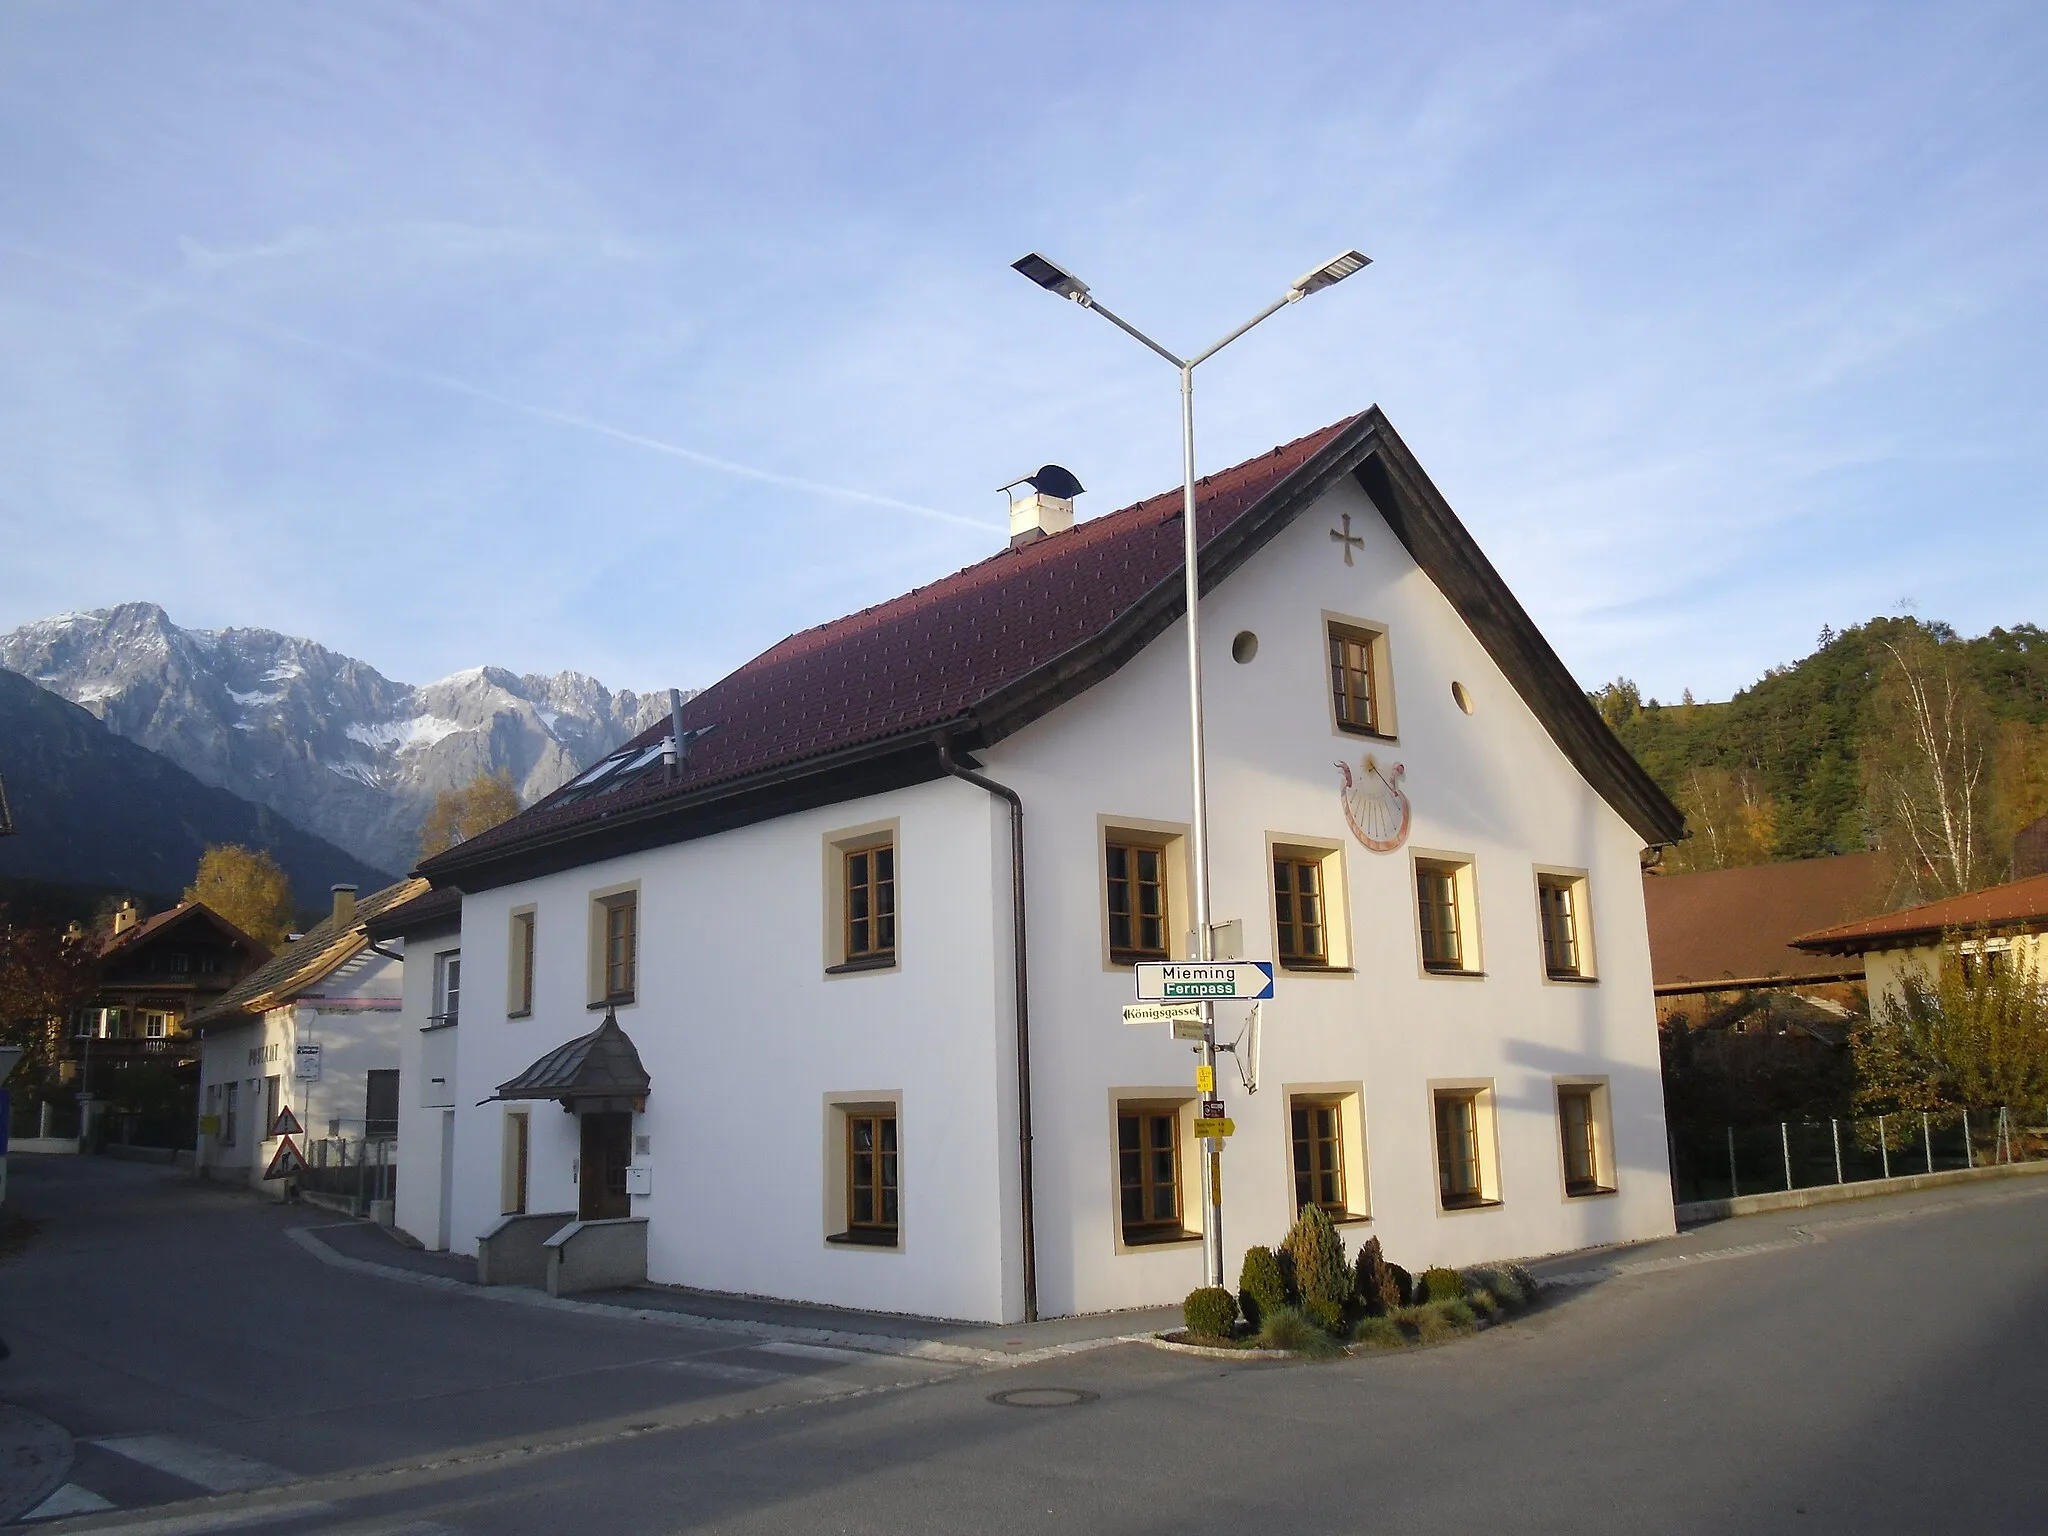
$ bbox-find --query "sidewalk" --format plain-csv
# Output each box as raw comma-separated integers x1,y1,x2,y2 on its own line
0,1402,71,1524
296,1217,1184,1363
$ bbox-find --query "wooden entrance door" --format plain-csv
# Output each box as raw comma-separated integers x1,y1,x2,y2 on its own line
579,1111,632,1221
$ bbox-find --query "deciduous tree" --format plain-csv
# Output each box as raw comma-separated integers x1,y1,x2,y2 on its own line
0,907,102,1095
1664,766,1778,872
418,771,521,861
186,844,294,949
1853,941,2048,1122
1861,634,1994,901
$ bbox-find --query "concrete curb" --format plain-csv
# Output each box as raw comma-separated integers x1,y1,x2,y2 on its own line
1148,1336,1295,1361
1675,1157,2048,1226
283,1225,1150,1370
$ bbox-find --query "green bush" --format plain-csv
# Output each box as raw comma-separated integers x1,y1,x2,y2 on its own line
1349,1315,1408,1351
1388,1263,1414,1306
1304,1295,1344,1333
1419,1265,1466,1303
1466,1287,1500,1317
1238,1245,1287,1329
1182,1286,1239,1340
1352,1236,1402,1316
1438,1298,1478,1331
1254,1305,1343,1358
1463,1263,1532,1310
1284,1205,1352,1328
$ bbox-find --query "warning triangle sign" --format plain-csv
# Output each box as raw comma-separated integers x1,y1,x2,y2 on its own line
264,1135,308,1181
271,1105,304,1138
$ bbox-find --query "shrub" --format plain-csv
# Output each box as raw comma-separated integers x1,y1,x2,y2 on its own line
1304,1295,1344,1333
1466,1287,1500,1318
1284,1205,1351,1328
1419,1265,1466,1303
1238,1245,1287,1329
1437,1298,1478,1331
1388,1263,1414,1306
1352,1236,1402,1316
1462,1265,1518,1309
1183,1286,1239,1340
1350,1315,1408,1351
1255,1305,1343,1358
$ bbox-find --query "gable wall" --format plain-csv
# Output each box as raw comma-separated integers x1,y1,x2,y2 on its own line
983,473,1674,1314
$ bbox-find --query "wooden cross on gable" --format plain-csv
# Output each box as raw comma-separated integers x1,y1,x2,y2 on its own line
1330,513,1364,566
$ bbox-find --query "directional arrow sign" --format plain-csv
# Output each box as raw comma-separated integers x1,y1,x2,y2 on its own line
263,1135,308,1181
1191,1119,1236,1139
1134,962,1274,1002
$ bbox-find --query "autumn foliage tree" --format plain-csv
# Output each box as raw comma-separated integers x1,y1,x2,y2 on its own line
1861,633,1995,902
418,771,521,861
186,844,294,950
0,907,103,1096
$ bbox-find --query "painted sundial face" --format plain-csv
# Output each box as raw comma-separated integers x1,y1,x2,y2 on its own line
1337,752,1410,853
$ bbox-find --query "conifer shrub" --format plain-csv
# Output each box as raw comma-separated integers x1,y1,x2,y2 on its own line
1238,1245,1287,1329
1182,1286,1240,1341
1254,1305,1343,1358
1352,1236,1402,1316
1419,1265,1467,1303
1283,1205,1351,1330
1388,1263,1414,1306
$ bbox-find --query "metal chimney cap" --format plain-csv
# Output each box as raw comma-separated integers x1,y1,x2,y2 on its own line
997,465,1085,500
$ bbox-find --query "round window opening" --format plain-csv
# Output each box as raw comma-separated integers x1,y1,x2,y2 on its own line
1231,630,1259,664
1452,680,1474,714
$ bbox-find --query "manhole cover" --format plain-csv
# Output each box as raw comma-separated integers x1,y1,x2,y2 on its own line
988,1387,1098,1409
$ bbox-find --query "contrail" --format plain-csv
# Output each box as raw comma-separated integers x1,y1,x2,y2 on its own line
0,236,998,533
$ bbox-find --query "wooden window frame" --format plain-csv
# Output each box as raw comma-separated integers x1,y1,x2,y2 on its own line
1430,1081,1502,1212
1323,615,1397,741
435,949,462,1024
1105,838,1172,964
843,842,897,966
1290,1096,1346,1217
824,822,901,976
1414,853,1482,976
1534,868,1596,982
508,909,536,1018
1116,1101,1190,1245
843,1111,899,1241
1268,838,1349,972
501,1109,531,1216
587,884,640,1007
824,1094,904,1250
1555,1079,1616,1198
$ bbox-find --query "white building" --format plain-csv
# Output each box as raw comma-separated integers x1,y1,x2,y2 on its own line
192,880,424,1190
405,409,1687,1322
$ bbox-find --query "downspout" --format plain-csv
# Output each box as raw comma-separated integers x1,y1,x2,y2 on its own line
935,735,1038,1323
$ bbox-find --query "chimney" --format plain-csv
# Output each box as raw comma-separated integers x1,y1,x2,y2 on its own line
1001,465,1085,549
330,884,358,929
112,899,140,937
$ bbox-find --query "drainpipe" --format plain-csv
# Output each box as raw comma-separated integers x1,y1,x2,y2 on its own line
935,735,1037,1323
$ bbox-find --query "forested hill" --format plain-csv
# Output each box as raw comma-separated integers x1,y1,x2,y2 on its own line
1597,617,2048,887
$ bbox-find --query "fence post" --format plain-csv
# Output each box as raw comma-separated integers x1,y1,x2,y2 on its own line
1922,1112,1933,1173
1879,1114,1890,1179
1727,1125,1738,1198
1831,1118,1843,1184
1780,1122,1793,1191
1963,1108,1972,1169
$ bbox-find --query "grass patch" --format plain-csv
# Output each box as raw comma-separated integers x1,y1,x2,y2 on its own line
1166,1330,1257,1350
1348,1315,1409,1351
1254,1305,1344,1359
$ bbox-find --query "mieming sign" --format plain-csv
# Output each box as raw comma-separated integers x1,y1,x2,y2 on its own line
1133,962,1274,1002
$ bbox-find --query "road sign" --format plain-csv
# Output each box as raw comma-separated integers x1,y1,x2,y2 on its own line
294,1043,322,1082
1191,1119,1235,1139
1172,1018,1207,1041
1195,1065,1214,1094
1121,1002,1205,1027
1134,962,1274,1001
263,1136,307,1180
1200,1098,1225,1118
271,1105,303,1138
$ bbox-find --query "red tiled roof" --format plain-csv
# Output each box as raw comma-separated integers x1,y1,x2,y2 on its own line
428,417,1359,869
364,883,461,939
100,900,269,963
1643,853,1889,993
1792,871,2048,955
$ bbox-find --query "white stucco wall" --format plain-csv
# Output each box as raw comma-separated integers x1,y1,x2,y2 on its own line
426,470,1675,1321
396,928,461,1248
444,780,1018,1322
195,948,406,1189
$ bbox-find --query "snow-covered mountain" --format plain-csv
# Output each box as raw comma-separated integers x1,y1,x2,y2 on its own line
0,603,678,874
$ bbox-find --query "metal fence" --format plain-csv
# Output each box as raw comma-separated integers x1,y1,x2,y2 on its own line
297,1135,397,1214
1669,1107,2039,1205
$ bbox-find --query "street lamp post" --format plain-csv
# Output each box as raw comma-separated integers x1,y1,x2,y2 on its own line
1012,250,1370,1290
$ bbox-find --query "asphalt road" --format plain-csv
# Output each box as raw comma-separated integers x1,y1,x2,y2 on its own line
5,1155,2047,1533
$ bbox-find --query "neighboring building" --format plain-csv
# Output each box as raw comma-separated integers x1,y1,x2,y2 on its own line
1793,871,2048,1011
2014,814,2048,882
61,899,270,1087
368,885,463,1249
411,409,1687,1323
189,879,425,1186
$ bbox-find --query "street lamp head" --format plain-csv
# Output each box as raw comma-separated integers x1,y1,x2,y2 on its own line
1012,252,1091,302
1287,249,1372,301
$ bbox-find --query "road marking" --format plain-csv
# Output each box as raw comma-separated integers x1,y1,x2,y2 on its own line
89,1435,295,1493
22,1483,117,1520
33,1501,335,1536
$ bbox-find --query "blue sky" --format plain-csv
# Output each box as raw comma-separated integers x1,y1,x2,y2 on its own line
2,1,2042,704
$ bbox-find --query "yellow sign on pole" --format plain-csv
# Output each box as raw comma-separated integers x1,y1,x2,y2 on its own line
1192,1118,1235,1139
1195,1065,1214,1094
